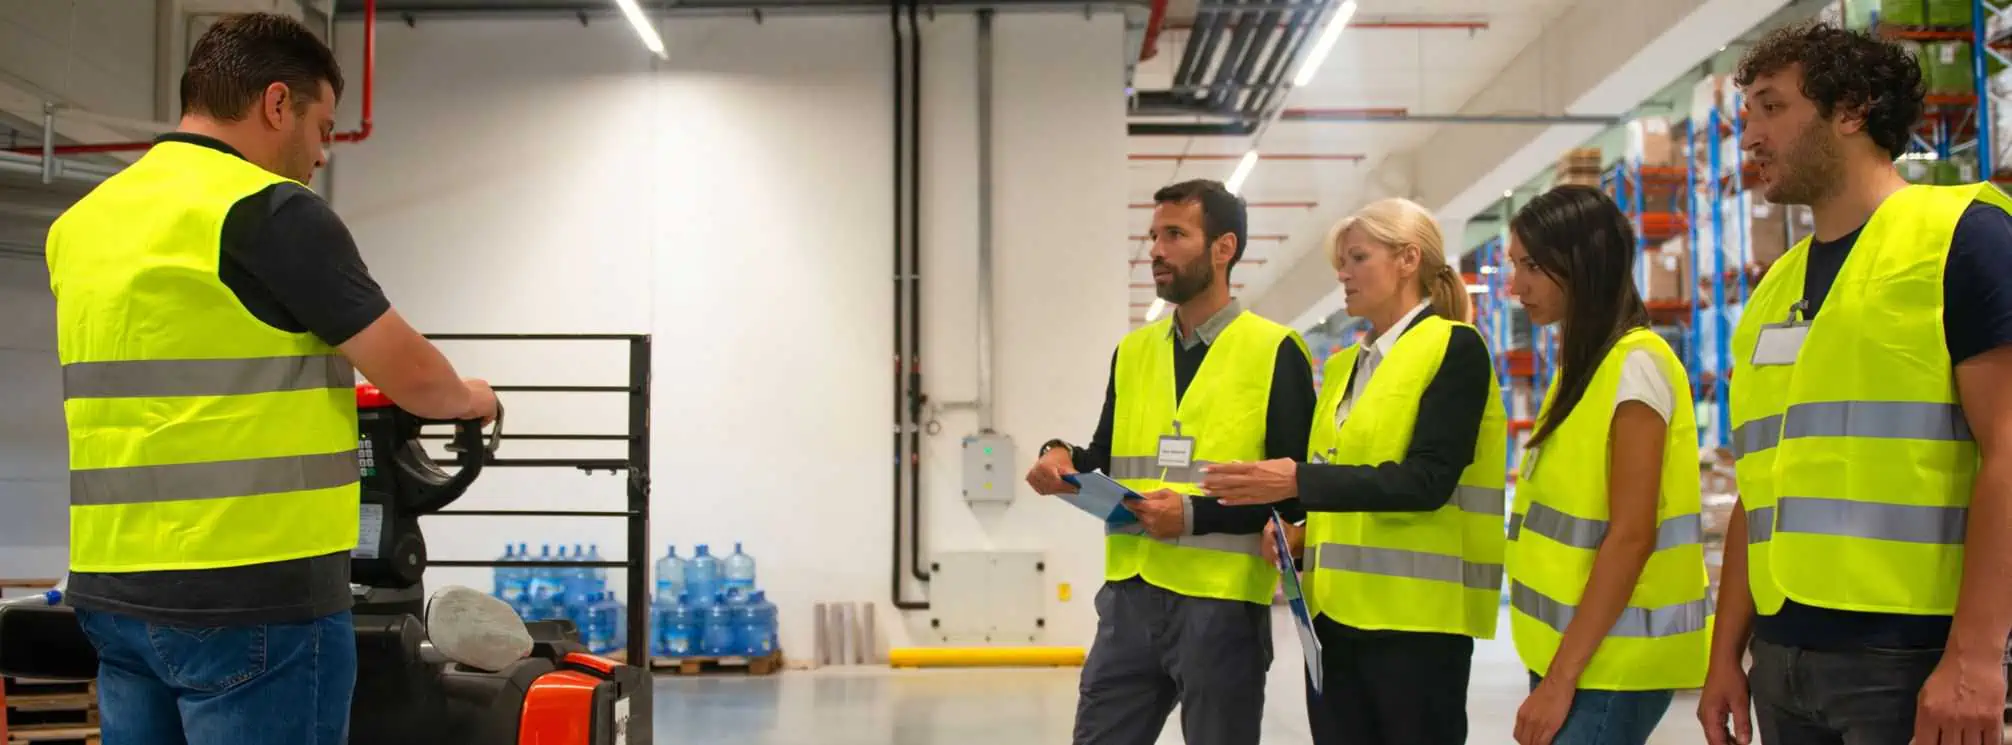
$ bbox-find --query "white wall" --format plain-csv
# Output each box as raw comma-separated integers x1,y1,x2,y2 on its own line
0,255,69,579
329,13,1128,656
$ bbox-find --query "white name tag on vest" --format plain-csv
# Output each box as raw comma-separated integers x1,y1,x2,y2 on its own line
1751,322,1809,367
1157,436,1195,469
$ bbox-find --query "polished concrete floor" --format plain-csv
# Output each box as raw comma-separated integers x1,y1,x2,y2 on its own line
653,607,1712,744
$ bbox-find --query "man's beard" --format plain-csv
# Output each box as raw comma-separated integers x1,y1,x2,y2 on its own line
1155,254,1215,305
1764,119,1844,206
280,132,316,184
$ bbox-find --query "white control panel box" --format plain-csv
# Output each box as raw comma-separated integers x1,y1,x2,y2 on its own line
961,432,1016,504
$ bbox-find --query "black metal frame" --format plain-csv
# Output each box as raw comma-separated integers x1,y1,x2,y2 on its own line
416,332,653,661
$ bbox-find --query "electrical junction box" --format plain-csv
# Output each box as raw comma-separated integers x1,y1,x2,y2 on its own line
928,550,1046,644
961,432,1016,504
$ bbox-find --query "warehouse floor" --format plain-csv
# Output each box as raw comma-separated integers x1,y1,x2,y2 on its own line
653,607,1709,744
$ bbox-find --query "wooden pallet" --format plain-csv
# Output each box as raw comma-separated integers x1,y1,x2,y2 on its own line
650,652,783,676
5,678,98,745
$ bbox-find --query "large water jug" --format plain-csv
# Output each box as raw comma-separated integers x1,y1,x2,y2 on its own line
527,545,562,619
664,593,698,657
608,594,627,654
650,599,672,657
582,592,616,654
493,544,518,601
654,544,687,603
722,542,757,593
563,544,594,622
586,544,610,595
686,545,721,607
700,593,736,655
727,594,755,655
743,590,778,657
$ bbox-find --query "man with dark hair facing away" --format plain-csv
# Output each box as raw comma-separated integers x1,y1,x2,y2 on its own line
1025,179,1317,745
45,13,496,744
1696,20,2012,745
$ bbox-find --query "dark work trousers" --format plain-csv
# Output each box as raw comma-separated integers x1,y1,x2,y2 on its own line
1071,578,1273,745
1304,615,1474,745
1747,638,1946,745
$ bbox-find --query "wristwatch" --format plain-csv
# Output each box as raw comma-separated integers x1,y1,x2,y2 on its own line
1038,439,1074,460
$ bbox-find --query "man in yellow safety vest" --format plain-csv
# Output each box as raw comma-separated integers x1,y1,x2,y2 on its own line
1025,179,1316,745
1696,21,2012,745
45,13,496,745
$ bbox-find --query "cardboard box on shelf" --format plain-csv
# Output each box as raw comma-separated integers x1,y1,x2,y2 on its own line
1750,198,1789,265
1626,118,1681,167
1648,237,1692,301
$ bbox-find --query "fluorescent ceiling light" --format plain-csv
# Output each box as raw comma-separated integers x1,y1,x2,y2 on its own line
1146,297,1169,321
614,0,667,59
1225,150,1260,194
1291,0,1359,88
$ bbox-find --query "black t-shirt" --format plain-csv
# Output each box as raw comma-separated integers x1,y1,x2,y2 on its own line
64,133,391,627
1752,201,2012,651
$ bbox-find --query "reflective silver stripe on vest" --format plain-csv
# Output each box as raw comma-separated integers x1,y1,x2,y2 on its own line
1776,497,1965,545
1510,580,1711,638
1733,401,1971,459
1732,414,1783,459
71,451,359,506
1509,504,1702,551
1315,542,1503,591
1746,506,1775,544
1783,401,1971,444
1453,485,1506,516
1108,456,1220,484
1104,520,1262,558
63,355,356,400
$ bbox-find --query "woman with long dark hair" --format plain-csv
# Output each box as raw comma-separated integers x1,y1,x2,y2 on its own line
1503,185,1712,745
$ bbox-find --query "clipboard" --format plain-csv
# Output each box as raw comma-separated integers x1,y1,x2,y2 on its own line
1271,509,1323,695
1061,472,1142,526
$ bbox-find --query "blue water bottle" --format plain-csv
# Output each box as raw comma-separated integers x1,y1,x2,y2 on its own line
665,592,698,657
654,544,687,604
686,545,720,607
700,593,736,655
586,544,610,595
527,544,559,620
493,544,517,600
722,542,757,593
745,590,777,656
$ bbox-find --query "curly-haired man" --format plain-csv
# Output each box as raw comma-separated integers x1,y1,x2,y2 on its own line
1697,20,2012,745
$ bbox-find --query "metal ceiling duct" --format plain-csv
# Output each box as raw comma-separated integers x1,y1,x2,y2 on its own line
1126,0,1330,136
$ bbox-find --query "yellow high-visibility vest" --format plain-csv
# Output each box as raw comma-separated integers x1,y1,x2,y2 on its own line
48,140,361,573
1302,315,1507,637
1108,309,1306,605
1730,182,2011,615
1508,327,1711,690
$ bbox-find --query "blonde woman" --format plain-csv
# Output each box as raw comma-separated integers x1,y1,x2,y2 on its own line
1203,198,1508,745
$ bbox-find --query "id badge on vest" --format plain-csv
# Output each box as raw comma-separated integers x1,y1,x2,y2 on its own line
1159,420,1196,469
1752,300,1810,367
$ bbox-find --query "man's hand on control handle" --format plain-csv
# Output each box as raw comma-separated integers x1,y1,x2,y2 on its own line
1026,446,1080,495
461,379,499,424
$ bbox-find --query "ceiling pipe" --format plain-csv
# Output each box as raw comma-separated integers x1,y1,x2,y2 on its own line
0,150,122,183
1279,107,1623,125
7,0,376,157
1128,152,1362,161
1164,18,1487,30
1138,0,1171,61
343,0,1151,19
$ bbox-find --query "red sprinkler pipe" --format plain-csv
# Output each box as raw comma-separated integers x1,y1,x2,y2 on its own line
331,0,375,143
6,0,375,156
1139,0,1171,61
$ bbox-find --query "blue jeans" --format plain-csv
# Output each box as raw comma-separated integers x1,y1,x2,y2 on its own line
74,608,357,745
1529,673,1675,745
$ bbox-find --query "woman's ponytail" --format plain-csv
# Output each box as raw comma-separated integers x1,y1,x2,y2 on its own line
1425,262,1471,323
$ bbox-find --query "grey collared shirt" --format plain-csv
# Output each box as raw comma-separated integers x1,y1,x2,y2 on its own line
1168,298,1244,351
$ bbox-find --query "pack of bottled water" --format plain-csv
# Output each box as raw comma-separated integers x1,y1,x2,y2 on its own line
490,541,626,655
492,540,775,659
647,542,775,659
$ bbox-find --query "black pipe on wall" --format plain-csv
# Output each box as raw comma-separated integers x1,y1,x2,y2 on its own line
890,0,927,612
905,0,931,588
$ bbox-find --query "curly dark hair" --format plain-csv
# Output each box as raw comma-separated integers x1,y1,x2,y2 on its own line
1736,21,1924,159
